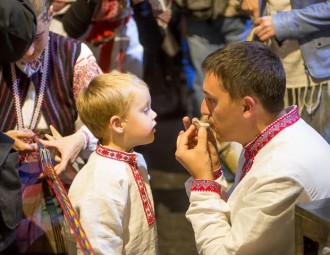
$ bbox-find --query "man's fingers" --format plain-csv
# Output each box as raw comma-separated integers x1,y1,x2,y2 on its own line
196,126,208,150
176,125,196,149
182,116,191,131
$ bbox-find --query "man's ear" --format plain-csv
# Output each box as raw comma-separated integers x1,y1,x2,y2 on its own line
109,115,124,133
242,96,256,118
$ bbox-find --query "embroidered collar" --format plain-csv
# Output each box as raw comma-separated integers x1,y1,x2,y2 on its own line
15,36,50,78
16,57,43,78
96,144,137,166
95,144,156,226
241,106,300,180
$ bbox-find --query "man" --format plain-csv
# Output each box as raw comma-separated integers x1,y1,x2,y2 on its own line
0,1,37,253
175,41,330,254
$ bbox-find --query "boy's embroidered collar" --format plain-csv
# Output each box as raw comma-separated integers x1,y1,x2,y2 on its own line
96,144,137,166
95,144,156,226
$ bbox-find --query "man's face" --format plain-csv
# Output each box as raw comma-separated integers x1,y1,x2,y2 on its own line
201,71,245,143
22,7,53,62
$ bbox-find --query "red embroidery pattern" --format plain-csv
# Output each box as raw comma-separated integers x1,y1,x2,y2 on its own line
192,180,222,194
96,145,156,226
73,55,102,99
240,106,300,180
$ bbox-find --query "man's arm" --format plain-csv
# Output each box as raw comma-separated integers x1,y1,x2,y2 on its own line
186,176,307,254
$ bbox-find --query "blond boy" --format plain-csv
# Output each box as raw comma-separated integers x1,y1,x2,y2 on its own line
67,73,159,254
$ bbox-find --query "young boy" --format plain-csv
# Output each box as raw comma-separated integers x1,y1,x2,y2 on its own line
66,72,159,254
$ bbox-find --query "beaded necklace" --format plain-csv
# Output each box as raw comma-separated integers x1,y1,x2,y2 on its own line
10,44,49,134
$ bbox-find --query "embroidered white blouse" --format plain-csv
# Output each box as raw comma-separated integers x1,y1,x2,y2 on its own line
185,106,330,255
19,43,102,132
66,145,159,255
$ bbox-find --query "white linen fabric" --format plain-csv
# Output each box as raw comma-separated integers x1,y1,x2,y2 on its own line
19,43,102,131
185,106,330,255
67,148,159,255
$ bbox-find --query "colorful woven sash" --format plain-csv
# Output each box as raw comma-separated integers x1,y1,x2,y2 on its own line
39,148,96,255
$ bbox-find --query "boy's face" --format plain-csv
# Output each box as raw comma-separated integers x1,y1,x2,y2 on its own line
122,86,157,148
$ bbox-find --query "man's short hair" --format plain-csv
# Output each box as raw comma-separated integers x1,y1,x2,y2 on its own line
202,41,286,113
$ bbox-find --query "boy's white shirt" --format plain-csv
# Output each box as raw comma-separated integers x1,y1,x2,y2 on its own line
66,151,158,255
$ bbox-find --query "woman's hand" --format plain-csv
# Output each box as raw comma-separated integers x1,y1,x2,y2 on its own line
39,131,85,174
5,130,38,152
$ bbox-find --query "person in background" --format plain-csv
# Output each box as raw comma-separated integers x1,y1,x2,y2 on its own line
50,0,164,77
175,42,330,254
241,0,330,144
0,1,36,254
0,0,102,253
67,72,158,254
174,0,251,118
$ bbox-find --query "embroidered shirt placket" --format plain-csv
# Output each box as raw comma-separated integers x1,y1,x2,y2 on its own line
240,106,300,181
96,145,156,226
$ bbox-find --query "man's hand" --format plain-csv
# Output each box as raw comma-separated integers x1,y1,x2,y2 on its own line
176,124,214,180
39,131,85,174
184,116,220,171
5,130,38,152
254,16,275,41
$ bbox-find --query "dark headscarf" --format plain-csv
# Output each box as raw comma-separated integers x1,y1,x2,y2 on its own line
0,0,37,64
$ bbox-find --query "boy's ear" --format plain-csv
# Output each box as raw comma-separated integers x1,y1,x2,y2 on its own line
109,115,124,133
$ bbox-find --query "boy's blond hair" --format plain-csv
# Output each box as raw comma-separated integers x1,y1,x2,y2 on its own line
77,72,149,139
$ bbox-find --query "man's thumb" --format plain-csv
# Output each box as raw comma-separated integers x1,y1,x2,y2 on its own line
196,126,208,149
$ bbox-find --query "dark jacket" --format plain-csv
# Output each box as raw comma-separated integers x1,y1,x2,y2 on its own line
0,132,21,252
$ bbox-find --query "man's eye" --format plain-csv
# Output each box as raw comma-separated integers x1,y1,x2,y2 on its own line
207,98,216,105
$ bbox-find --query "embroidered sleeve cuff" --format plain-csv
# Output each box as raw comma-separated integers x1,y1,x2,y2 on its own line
191,179,222,195
78,125,97,151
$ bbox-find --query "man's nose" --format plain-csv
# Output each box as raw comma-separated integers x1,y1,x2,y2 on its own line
201,98,209,115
